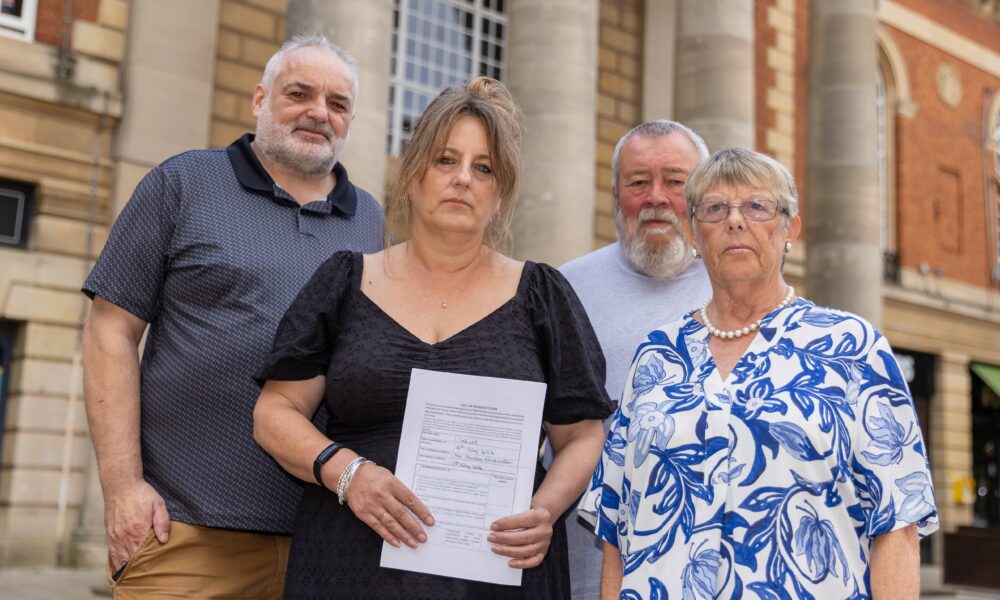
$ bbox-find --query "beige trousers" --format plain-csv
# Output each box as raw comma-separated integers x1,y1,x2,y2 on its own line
108,521,291,599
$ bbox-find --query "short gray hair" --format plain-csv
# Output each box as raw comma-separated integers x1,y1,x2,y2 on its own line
684,147,799,220
610,120,710,199
260,34,359,108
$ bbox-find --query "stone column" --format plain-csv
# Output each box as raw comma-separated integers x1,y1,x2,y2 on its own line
286,0,394,200
642,0,678,121
112,0,221,216
805,0,881,326
506,0,598,265
673,0,754,151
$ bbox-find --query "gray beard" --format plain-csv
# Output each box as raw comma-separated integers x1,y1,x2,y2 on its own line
255,106,346,178
621,232,693,278
617,209,694,278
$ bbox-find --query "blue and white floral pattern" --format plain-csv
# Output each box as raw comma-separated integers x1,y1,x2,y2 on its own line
582,299,938,599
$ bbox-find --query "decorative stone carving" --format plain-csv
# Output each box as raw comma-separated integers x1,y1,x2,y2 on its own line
936,63,962,109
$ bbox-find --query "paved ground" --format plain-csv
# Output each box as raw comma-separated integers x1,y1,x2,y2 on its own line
0,569,108,600
1,567,999,599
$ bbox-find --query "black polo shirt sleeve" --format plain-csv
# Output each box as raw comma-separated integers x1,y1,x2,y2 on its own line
82,164,180,322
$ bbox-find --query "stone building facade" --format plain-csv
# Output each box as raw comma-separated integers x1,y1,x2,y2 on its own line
0,0,998,587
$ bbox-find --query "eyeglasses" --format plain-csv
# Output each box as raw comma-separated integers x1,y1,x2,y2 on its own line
692,196,787,223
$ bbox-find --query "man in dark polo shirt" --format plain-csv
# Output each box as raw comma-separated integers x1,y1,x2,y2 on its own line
81,34,383,598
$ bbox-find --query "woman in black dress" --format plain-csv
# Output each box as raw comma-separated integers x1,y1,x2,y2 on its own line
253,77,612,599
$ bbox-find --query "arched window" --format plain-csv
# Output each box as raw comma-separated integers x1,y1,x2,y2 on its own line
876,66,889,255
875,51,898,282
874,27,914,283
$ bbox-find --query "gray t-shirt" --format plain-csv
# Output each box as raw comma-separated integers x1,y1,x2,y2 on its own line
83,135,385,534
559,241,712,600
561,242,712,407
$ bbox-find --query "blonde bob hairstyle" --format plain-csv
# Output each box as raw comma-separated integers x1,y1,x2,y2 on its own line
684,147,799,222
385,77,523,251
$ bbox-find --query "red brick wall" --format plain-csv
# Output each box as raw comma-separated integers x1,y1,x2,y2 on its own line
33,0,98,47
793,1,809,232
890,24,997,286
896,0,1000,52
783,1,996,284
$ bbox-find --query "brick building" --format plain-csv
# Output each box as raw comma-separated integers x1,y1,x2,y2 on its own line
0,0,998,588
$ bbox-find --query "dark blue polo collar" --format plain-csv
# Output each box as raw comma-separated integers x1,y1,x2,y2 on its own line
226,133,358,216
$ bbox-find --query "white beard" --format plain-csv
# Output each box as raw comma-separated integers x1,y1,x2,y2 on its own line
617,206,694,278
254,101,347,178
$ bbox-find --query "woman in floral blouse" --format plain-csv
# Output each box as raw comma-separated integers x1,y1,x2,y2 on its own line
582,147,937,599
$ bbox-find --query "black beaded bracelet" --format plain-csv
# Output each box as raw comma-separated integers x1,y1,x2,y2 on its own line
313,442,343,488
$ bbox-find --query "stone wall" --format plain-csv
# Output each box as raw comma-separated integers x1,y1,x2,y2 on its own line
210,0,289,148
754,0,805,283
594,0,643,248
756,0,795,177
0,0,125,566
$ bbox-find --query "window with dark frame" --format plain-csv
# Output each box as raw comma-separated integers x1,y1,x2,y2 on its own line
0,320,16,469
0,178,34,249
388,0,507,156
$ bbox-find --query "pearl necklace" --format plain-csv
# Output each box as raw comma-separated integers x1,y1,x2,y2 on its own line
700,286,795,339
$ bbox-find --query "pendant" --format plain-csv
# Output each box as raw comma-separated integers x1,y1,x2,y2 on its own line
441,300,447,309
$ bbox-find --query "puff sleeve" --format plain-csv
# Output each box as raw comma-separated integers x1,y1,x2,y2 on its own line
255,251,356,383
527,263,614,424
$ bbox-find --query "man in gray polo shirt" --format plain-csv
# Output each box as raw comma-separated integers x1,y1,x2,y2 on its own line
560,120,713,600
81,35,383,598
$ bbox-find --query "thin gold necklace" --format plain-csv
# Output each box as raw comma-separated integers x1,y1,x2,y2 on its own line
407,246,485,309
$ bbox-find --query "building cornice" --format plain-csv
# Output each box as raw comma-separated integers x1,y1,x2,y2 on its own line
878,1,1000,78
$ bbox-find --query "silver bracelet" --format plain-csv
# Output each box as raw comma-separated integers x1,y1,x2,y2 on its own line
336,456,374,505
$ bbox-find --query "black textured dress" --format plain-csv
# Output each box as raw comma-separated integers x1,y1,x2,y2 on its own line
257,251,612,600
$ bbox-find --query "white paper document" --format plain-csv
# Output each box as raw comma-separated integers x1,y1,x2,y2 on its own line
379,368,546,586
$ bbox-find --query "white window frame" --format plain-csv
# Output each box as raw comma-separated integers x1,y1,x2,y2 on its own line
0,0,37,42
388,0,507,155
876,67,892,256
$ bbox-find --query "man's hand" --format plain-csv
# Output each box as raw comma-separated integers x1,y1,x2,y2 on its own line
104,480,170,571
83,297,156,571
